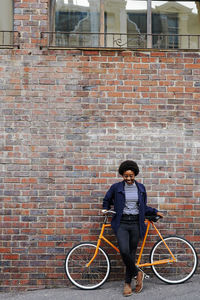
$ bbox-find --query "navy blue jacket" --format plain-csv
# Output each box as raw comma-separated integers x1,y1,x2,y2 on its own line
103,180,158,238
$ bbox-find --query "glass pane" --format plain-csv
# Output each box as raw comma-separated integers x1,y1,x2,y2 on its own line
54,0,100,47
0,0,13,45
126,0,147,48
126,1,147,34
104,0,147,48
152,1,200,49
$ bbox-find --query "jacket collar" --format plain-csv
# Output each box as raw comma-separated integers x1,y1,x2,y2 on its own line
117,180,144,193
117,181,125,193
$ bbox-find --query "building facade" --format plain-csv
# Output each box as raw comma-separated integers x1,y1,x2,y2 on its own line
0,0,200,292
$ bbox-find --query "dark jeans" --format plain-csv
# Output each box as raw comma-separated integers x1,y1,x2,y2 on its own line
116,221,140,284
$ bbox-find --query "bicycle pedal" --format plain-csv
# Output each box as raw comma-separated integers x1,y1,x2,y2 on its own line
137,268,149,280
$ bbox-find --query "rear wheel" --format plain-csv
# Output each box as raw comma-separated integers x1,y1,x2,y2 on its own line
150,236,198,284
65,243,110,290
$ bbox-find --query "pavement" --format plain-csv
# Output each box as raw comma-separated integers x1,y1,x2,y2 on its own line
0,274,199,300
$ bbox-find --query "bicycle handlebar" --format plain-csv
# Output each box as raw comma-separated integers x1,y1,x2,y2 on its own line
145,215,161,222
102,210,161,223
102,209,116,215
101,209,116,224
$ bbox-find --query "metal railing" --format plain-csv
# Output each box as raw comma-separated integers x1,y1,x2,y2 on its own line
40,31,200,50
0,31,20,49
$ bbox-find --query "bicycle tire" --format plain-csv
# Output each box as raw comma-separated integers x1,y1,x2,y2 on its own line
150,236,198,284
65,242,110,290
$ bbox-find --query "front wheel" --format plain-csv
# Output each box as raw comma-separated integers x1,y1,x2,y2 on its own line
65,243,110,290
150,236,198,284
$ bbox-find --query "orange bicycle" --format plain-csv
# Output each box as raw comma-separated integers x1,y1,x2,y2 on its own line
65,210,198,290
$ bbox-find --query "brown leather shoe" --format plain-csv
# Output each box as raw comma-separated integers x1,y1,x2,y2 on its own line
123,283,133,297
134,271,144,293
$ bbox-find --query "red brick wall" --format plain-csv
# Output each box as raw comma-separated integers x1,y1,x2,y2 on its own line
0,0,199,291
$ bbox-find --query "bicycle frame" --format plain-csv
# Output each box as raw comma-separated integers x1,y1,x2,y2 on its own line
86,219,176,268
136,220,176,267
86,223,119,267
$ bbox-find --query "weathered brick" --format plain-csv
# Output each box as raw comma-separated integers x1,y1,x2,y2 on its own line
0,0,199,292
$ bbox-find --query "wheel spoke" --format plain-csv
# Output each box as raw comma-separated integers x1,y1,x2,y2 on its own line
65,243,110,289
150,236,198,284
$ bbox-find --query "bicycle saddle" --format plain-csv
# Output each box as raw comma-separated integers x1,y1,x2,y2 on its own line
145,215,160,222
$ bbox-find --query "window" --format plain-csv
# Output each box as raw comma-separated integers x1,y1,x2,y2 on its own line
0,0,13,46
49,0,200,49
151,1,200,49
